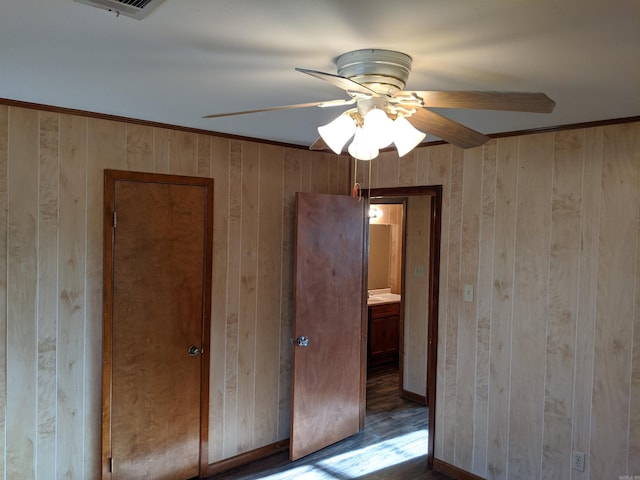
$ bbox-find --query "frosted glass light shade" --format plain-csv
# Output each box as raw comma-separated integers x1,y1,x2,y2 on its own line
348,127,379,161
363,109,394,149
317,114,357,154
393,116,427,157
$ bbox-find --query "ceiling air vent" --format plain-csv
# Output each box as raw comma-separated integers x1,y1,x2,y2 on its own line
74,0,165,20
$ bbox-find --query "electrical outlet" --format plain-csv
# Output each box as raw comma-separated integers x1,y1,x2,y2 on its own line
572,450,585,472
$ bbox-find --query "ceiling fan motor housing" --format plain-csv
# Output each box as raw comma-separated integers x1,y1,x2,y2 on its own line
336,49,413,96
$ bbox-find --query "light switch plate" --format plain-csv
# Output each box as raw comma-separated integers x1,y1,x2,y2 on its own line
464,284,474,302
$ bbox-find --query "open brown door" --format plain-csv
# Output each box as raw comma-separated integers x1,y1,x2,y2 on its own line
290,192,366,461
102,170,213,479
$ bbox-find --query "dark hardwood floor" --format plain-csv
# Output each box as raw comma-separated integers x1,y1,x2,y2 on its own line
207,363,453,479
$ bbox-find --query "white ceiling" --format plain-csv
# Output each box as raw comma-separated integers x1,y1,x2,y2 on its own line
1,0,639,148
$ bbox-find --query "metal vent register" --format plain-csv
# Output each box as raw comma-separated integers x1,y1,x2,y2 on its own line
74,0,164,19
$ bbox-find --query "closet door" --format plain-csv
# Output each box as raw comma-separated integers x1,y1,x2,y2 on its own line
102,170,213,479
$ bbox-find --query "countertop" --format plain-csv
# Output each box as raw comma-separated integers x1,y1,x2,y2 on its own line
367,288,401,306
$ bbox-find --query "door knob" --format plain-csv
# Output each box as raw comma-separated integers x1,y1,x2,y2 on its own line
296,336,310,347
188,345,203,356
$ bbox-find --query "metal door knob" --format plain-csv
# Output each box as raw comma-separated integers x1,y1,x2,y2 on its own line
188,345,203,356
296,336,310,347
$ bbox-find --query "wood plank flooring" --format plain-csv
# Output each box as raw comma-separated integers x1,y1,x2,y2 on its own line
207,364,453,479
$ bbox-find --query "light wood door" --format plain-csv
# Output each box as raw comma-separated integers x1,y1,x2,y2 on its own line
102,170,213,479
290,192,366,461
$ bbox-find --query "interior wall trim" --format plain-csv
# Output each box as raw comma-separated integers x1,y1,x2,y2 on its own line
1,97,638,153
0,97,310,151
206,440,289,477
433,458,486,480
401,389,427,405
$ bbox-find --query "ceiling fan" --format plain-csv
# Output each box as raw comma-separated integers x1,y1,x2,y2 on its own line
204,49,555,158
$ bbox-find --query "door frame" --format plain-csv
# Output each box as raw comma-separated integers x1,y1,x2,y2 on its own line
101,169,214,478
363,185,442,469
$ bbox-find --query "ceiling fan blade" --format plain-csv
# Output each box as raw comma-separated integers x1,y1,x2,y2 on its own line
295,68,380,97
203,99,353,119
407,108,490,149
309,137,329,151
397,91,555,113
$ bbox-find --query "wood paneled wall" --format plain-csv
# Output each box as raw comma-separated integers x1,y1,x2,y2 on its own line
358,123,640,479
0,104,350,478
2,101,639,479
403,195,431,397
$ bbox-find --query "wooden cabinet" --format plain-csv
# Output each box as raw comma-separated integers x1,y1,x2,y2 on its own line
368,302,400,366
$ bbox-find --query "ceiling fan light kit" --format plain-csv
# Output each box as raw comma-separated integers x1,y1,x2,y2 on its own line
317,114,357,154
393,116,428,157
204,48,555,160
318,106,426,160
348,127,380,161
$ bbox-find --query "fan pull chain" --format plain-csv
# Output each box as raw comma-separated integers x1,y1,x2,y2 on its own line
352,156,362,201
367,160,372,201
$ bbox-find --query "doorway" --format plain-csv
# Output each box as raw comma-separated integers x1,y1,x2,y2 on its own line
288,187,441,468
366,186,442,468
367,201,404,376
101,170,213,479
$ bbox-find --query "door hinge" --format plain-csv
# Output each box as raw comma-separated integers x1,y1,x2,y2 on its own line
108,457,113,473
113,211,117,228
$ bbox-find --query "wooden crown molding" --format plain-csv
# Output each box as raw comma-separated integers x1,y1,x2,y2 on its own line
1,97,638,153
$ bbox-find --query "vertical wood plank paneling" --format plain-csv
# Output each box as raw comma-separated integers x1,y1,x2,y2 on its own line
2,99,639,480
85,117,125,479
631,126,640,475
310,152,329,193
403,195,430,396
590,124,639,478
255,144,283,446
209,136,230,462
57,113,87,479
153,128,171,173
36,111,59,479
542,130,583,480
630,125,640,476
455,147,482,470
237,141,259,452
571,127,602,480
377,150,399,188
416,148,430,186
278,148,301,440
472,139,496,476
398,150,418,186
366,155,378,189
302,150,315,193
125,123,154,172
486,136,519,480
442,147,463,462
170,131,198,176
426,144,452,459
7,107,39,479
508,133,554,479
0,105,7,480
197,134,211,177
328,155,340,195
222,140,242,458
337,154,350,194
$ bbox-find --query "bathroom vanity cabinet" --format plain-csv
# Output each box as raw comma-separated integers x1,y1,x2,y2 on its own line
367,301,400,365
